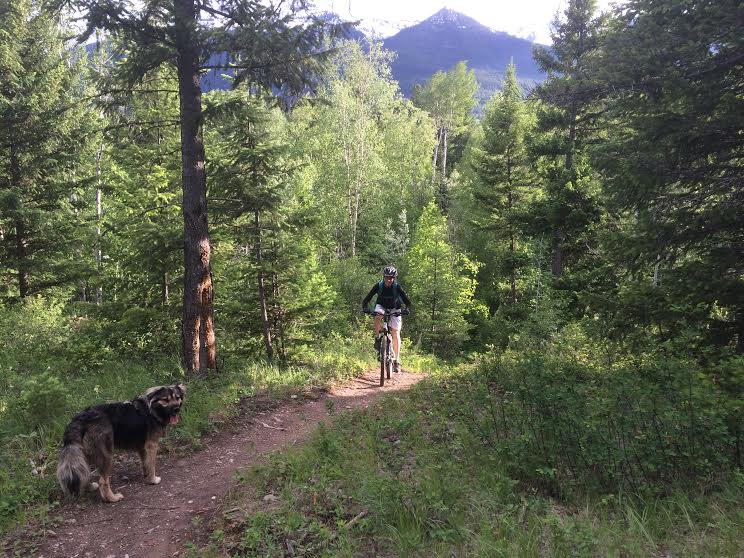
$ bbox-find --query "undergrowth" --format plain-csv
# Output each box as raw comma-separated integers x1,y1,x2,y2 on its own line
192,350,744,557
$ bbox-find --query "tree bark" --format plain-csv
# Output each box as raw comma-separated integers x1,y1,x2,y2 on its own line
441,127,448,177
431,126,441,184
15,218,29,298
175,0,216,374
270,245,286,362
10,145,29,298
507,158,516,304
95,175,103,305
255,211,273,360
162,271,169,304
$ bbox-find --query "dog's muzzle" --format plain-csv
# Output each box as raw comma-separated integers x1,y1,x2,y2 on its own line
168,405,181,425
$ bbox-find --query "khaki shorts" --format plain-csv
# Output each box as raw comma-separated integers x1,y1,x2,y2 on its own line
374,304,402,330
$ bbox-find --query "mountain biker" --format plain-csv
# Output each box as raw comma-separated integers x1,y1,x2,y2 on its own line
361,265,412,373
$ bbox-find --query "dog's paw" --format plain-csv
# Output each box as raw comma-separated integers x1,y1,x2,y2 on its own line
146,476,161,485
105,492,124,503
89,481,99,491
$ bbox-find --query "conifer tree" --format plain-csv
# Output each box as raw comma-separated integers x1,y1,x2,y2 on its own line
53,0,348,372
104,68,183,307
595,0,744,351
406,202,479,355
209,92,336,360
531,0,606,278
0,0,97,299
470,63,534,309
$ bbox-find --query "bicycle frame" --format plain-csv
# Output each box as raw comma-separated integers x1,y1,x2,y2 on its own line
373,309,402,387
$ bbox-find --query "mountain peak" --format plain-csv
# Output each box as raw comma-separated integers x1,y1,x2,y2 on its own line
424,7,484,29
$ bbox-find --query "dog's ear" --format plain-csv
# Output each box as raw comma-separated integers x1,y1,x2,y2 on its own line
142,385,165,399
176,383,186,395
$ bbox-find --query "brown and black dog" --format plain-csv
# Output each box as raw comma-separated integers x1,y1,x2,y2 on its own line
56,384,185,503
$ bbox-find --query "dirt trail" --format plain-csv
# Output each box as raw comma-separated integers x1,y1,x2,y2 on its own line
31,371,424,558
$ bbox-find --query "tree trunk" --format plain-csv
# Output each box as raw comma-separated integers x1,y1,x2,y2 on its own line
14,218,29,298
162,271,169,304
10,145,29,298
431,126,441,184
255,211,273,360
350,183,360,257
551,228,565,277
271,248,286,362
441,127,448,177
175,0,216,374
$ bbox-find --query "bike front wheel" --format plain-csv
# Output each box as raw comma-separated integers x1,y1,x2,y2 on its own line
380,336,390,387
379,341,386,387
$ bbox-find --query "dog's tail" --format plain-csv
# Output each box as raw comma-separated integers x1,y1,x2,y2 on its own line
56,420,89,497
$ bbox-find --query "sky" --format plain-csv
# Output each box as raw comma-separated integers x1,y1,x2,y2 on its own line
313,0,619,44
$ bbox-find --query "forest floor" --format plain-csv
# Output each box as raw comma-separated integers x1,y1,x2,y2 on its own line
16,370,424,558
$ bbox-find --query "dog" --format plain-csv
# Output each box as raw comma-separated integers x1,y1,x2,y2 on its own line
56,384,186,503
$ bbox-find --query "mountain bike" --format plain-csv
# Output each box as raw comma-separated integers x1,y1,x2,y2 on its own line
364,308,409,387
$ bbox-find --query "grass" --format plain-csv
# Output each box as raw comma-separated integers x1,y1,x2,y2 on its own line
189,365,744,557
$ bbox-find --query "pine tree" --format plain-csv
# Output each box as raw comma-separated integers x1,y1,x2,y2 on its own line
470,63,534,309
406,202,479,355
595,0,744,351
531,0,606,278
0,0,97,299
208,92,336,361
104,68,183,308
55,0,348,373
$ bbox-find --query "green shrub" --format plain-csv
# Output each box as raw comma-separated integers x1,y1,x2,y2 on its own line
474,327,741,497
12,371,71,431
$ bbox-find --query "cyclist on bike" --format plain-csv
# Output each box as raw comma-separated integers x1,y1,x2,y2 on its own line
361,265,412,373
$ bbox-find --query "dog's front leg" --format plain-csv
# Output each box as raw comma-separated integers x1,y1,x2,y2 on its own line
140,441,161,485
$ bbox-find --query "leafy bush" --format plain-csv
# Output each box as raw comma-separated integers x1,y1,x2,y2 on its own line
473,325,742,497
12,371,71,431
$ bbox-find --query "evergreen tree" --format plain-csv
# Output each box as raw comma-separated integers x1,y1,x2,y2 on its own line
0,0,97,299
594,0,744,352
470,63,534,310
531,0,606,278
406,202,479,356
208,92,336,361
55,0,348,373
104,68,183,308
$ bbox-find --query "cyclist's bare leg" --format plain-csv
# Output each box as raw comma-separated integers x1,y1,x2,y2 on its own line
373,313,382,336
391,327,400,363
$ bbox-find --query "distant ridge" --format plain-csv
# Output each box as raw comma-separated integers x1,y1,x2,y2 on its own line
382,8,544,104
85,8,544,106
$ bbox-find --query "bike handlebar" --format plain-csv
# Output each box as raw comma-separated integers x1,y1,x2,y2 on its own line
362,308,410,316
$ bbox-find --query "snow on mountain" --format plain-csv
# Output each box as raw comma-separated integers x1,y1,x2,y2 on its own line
356,17,419,39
